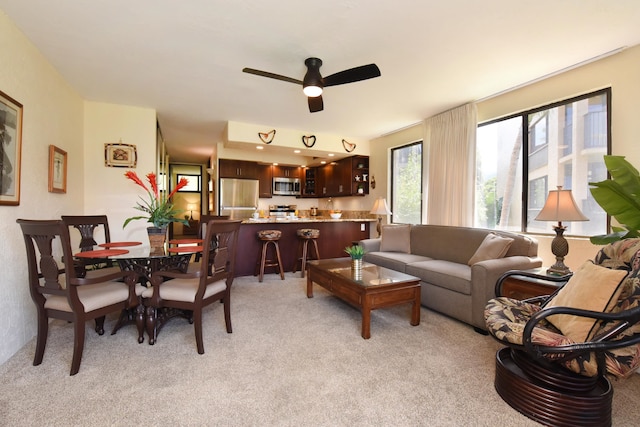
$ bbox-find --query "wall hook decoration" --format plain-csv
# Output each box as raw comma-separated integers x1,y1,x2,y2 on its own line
370,175,376,189
258,129,276,144
342,139,356,153
302,135,316,148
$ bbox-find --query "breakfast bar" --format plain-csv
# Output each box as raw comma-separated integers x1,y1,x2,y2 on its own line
235,217,375,277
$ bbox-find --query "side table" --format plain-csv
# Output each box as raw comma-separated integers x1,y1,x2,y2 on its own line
496,267,572,300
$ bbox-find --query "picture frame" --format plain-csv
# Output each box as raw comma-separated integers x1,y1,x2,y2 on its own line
177,174,201,192
104,142,137,167
48,145,67,193
0,90,23,205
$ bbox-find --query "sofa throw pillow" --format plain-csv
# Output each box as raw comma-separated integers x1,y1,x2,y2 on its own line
467,233,514,265
546,260,628,343
380,224,411,253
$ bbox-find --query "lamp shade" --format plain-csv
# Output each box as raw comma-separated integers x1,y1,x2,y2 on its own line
370,197,392,215
535,186,588,222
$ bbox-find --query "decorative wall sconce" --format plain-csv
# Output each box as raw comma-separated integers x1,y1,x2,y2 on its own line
342,139,356,152
258,129,276,144
370,175,376,189
302,135,316,147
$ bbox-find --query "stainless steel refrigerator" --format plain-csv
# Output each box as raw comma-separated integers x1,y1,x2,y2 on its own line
219,178,259,219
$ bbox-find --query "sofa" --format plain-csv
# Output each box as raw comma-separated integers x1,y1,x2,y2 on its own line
358,224,542,332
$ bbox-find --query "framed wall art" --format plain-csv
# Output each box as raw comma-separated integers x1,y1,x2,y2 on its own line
48,145,67,193
177,174,201,192
104,142,137,167
0,90,23,205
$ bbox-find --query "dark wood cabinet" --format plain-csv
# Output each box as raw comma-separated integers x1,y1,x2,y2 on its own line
301,167,317,197
317,156,369,197
219,159,258,179
272,165,300,179
351,156,369,196
257,163,272,198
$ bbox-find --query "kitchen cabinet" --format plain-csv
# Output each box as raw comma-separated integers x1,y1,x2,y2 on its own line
318,156,369,197
219,159,258,179
257,163,272,198
301,167,317,197
272,165,301,179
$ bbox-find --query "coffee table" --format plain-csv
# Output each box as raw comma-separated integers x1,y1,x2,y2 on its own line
306,258,421,339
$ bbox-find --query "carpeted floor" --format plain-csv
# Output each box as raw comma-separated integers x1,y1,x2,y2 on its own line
1,273,640,426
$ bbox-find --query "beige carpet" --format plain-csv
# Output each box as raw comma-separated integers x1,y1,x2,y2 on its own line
2,273,640,426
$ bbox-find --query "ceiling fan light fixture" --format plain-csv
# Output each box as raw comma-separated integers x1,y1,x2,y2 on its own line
303,84,323,97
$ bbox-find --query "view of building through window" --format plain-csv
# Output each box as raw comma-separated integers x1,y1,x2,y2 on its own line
391,142,422,224
475,89,609,236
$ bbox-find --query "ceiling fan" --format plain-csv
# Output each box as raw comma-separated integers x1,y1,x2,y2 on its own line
242,57,381,113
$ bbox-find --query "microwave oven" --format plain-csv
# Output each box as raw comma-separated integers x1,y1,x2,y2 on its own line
273,177,301,196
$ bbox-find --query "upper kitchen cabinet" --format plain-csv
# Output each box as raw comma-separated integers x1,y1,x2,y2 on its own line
318,155,369,197
272,165,301,179
219,159,259,179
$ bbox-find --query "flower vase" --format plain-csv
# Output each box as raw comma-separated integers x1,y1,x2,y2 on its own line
351,258,363,280
147,227,167,254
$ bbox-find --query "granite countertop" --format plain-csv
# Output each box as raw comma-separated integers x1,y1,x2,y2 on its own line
242,217,377,224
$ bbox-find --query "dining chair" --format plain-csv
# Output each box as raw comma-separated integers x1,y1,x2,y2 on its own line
61,215,120,276
144,219,241,352
193,215,230,263
17,219,139,375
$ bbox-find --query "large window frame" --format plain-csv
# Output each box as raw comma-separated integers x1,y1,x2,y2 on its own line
390,141,423,224
475,88,611,237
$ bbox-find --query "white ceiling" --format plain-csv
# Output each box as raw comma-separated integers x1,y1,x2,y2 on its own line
2,0,640,163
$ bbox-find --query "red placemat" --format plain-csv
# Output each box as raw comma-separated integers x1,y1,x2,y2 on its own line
169,238,203,245
74,249,129,258
98,241,142,248
167,246,203,254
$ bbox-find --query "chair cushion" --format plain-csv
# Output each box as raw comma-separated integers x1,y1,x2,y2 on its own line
546,261,628,342
379,224,411,253
468,232,513,265
141,278,227,303
257,230,281,239
44,281,130,313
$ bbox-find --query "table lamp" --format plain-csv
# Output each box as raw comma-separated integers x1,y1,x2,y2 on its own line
534,186,588,275
187,203,195,220
370,197,392,237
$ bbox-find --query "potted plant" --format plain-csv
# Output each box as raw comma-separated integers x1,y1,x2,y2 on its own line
589,155,640,244
123,171,190,250
344,244,365,273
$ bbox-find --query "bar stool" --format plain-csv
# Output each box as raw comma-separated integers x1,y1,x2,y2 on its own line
255,229,285,282
293,228,320,277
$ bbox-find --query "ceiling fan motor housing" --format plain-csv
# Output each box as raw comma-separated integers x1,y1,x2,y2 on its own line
303,57,324,96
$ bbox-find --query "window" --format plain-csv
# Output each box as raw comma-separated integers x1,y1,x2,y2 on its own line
391,142,423,224
176,174,201,192
475,88,610,236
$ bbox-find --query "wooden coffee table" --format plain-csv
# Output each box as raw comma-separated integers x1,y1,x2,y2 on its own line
306,258,421,339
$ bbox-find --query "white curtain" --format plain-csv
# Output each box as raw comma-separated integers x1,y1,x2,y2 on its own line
423,103,477,226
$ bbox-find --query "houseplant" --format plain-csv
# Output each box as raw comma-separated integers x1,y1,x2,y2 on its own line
123,171,189,249
589,155,640,244
344,244,365,275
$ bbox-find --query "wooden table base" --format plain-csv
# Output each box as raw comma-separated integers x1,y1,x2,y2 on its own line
495,347,612,427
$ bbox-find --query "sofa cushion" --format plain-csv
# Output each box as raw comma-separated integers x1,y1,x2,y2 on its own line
406,260,472,295
546,260,628,342
380,224,411,253
364,252,431,273
468,233,514,265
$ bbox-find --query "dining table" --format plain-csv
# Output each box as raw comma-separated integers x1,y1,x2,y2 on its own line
74,239,204,344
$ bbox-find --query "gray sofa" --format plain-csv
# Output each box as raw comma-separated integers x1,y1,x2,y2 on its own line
359,224,542,332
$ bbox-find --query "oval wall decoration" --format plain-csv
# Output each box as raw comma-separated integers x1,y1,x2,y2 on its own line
342,139,356,153
302,135,316,148
258,129,276,144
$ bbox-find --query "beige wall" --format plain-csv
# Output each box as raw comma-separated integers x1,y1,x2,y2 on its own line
0,12,158,365
0,10,84,364
370,44,640,269
83,101,157,245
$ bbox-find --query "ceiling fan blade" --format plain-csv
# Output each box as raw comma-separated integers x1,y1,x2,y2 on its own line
308,95,324,113
323,64,381,87
242,68,303,85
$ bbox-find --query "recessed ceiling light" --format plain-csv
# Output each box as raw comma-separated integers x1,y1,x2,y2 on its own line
328,153,335,157
320,161,326,164
273,162,279,166
294,149,301,154
256,146,264,150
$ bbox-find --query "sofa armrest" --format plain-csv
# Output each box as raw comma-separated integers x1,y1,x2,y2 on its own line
470,255,543,330
359,238,381,253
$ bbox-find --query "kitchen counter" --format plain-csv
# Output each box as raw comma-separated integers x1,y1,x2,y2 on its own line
235,218,374,277
242,217,377,224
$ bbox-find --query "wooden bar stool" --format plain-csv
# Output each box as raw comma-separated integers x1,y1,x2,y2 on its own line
293,228,320,278
255,230,285,282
